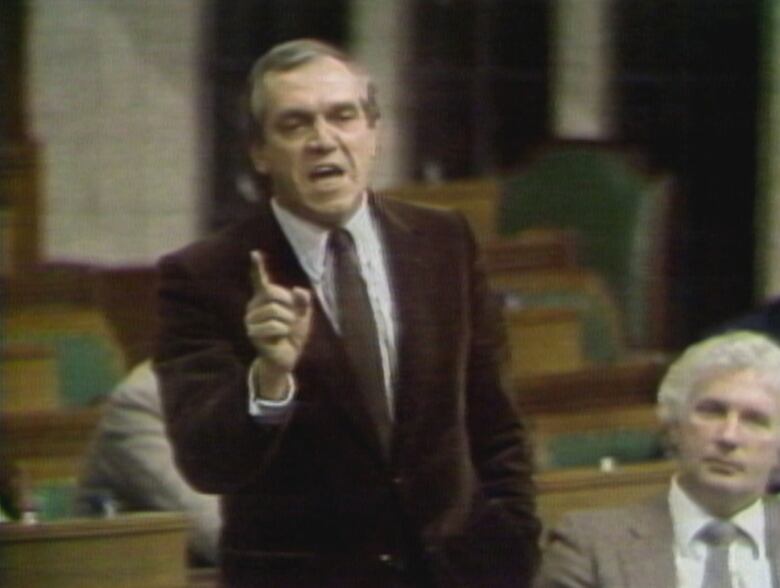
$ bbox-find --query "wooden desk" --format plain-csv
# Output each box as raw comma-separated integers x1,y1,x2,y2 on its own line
0,512,189,588
515,354,668,414
535,460,675,529
1,408,102,483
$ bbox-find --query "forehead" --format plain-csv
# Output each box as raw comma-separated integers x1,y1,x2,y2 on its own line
690,369,780,417
262,56,366,114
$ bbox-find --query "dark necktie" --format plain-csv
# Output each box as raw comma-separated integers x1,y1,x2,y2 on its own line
329,228,392,454
699,520,740,588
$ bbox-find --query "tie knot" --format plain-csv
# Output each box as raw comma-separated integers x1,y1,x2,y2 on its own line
699,520,740,547
329,228,355,254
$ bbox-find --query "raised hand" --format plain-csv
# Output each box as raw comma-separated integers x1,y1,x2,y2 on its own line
245,250,312,399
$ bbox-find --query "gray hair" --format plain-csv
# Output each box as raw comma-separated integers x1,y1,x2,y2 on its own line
245,38,380,145
657,330,780,425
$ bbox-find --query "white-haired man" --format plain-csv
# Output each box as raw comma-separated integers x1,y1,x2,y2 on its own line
535,331,780,588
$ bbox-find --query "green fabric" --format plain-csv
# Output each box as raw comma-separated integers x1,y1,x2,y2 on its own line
34,480,78,521
6,333,123,407
498,147,657,343
544,429,663,469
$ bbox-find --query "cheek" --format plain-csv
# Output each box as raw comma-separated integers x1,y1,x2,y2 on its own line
349,133,377,163
678,424,711,448
753,439,780,463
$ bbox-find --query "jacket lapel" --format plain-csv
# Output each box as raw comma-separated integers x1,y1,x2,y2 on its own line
618,496,677,588
258,196,424,462
369,195,431,455
238,200,386,460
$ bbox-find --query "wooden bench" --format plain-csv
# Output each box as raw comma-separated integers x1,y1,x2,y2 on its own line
515,354,667,414
384,177,500,242
535,460,675,529
0,512,189,588
528,403,663,470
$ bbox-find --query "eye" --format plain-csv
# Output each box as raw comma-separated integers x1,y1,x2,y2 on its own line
275,113,311,134
742,410,773,430
330,105,360,123
692,399,727,420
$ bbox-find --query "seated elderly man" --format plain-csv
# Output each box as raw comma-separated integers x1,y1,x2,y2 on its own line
78,361,221,565
535,331,780,588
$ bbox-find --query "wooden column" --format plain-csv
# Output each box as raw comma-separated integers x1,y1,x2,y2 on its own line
1,0,41,276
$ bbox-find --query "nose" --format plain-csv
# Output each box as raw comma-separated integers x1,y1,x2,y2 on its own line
716,412,742,446
306,118,337,152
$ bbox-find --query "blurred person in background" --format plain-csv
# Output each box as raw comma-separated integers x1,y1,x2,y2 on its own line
78,360,220,566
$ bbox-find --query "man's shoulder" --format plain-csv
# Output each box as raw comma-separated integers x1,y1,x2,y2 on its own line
372,192,473,244
158,209,268,274
554,493,669,538
376,192,463,222
109,361,161,414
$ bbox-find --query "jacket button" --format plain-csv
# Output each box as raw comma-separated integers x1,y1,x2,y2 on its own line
378,553,406,571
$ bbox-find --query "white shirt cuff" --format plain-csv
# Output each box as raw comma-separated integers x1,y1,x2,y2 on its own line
247,360,296,422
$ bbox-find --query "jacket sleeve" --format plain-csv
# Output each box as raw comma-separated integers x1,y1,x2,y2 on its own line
461,213,542,586
534,514,598,588
154,252,289,494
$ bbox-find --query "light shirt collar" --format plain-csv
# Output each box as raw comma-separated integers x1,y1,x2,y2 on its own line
669,475,765,559
270,192,372,283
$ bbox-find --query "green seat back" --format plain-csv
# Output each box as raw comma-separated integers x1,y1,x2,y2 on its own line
498,146,670,346
544,429,663,469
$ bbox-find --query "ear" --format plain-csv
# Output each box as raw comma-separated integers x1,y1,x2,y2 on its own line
662,423,680,456
250,144,269,175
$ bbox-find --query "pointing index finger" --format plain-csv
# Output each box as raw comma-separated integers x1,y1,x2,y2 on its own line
250,250,271,294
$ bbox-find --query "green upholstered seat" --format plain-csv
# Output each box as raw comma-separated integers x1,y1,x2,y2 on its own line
542,429,664,469
4,305,126,408
498,145,672,348
6,333,123,406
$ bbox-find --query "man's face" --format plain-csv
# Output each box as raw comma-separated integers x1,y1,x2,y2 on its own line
251,56,378,227
674,369,780,516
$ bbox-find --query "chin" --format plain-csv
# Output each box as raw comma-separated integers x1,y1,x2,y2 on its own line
316,196,361,218
703,475,758,499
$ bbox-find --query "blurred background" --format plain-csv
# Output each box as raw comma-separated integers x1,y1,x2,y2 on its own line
4,0,778,341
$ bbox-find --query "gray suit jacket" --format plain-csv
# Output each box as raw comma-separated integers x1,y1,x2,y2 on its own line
534,491,780,588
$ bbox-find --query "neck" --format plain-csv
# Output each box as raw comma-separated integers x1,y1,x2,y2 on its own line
678,476,762,519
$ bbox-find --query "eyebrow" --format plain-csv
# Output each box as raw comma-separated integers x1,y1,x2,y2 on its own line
274,101,361,118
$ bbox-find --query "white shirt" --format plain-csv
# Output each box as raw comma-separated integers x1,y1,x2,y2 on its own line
249,194,398,418
669,476,771,588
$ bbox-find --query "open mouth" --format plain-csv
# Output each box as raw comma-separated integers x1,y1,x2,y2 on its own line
309,164,345,181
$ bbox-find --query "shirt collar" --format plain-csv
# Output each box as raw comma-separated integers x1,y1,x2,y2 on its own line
669,475,766,559
270,193,373,283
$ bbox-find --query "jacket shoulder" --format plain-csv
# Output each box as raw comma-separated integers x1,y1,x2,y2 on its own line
378,193,466,225
157,212,265,276
551,494,667,540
